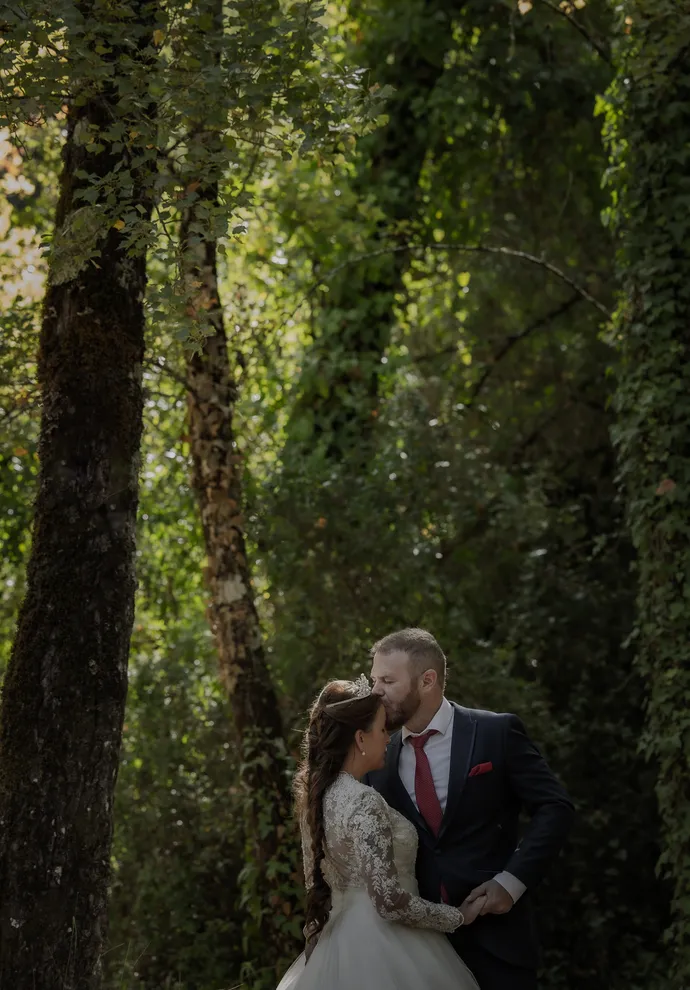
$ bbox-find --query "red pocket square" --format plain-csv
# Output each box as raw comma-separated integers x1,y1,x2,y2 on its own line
469,762,493,777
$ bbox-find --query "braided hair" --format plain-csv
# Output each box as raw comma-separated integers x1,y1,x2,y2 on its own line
294,680,382,942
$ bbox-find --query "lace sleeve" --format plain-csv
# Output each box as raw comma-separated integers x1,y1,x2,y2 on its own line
349,789,463,932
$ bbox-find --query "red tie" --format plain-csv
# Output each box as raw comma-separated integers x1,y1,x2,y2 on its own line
408,729,448,902
408,730,443,834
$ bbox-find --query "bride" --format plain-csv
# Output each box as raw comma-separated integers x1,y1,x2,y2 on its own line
276,676,481,990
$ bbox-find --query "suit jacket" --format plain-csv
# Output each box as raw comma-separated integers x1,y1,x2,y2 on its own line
365,702,575,969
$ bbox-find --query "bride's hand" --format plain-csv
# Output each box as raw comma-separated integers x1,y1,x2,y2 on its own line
459,893,487,925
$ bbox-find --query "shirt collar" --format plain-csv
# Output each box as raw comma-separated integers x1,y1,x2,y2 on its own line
402,697,453,743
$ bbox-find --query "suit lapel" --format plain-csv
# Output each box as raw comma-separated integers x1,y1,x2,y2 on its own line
383,732,431,835
439,705,477,840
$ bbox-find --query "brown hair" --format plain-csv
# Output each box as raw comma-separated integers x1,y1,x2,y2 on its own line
371,627,447,686
294,680,382,942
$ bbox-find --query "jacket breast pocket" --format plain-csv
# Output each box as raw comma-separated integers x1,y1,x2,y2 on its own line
463,764,503,813
468,761,494,779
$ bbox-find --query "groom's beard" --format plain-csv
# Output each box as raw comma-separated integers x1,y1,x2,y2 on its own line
383,686,421,732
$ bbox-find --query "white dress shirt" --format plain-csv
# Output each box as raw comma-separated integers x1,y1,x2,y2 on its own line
400,697,526,904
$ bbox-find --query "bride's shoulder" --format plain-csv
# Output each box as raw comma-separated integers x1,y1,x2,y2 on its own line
326,773,387,811
340,775,391,817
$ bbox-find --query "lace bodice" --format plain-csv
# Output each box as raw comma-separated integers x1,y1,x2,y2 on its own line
301,772,463,933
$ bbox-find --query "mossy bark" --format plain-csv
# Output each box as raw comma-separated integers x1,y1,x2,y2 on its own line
0,5,154,987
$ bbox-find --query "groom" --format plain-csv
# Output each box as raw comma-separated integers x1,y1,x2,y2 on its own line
365,628,574,990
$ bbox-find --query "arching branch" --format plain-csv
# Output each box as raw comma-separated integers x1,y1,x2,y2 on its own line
308,242,611,320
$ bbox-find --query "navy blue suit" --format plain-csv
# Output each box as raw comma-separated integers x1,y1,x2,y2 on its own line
365,703,574,989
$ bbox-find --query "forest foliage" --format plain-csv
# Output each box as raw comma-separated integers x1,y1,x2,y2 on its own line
0,0,687,987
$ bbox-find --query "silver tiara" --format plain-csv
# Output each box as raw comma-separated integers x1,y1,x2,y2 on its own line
351,673,373,699
325,673,372,709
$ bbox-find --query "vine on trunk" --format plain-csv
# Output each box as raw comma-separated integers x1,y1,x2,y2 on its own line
602,2,690,983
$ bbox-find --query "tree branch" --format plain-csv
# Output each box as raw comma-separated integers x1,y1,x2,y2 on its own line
310,242,611,319
412,293,581,375
143,356,200,401
465,292,582,405
535,0,612,66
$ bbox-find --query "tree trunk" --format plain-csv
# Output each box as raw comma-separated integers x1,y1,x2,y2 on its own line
181,183,299,970
286,0,464,459
605,2,690,983
0,6,155,988
173,0,300,973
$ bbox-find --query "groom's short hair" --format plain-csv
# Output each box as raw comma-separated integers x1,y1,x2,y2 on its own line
371,628,447,687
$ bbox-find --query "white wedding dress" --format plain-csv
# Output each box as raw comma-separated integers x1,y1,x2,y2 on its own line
277,771,479,990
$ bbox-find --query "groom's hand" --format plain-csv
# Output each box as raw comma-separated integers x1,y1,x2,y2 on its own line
458,893,487,925
465,879,513,916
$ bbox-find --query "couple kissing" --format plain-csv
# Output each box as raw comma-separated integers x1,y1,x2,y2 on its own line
276,627,574,990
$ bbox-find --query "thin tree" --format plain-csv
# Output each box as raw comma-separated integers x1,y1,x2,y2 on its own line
173,0,307,976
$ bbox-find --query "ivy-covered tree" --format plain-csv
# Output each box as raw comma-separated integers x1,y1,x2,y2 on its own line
603,1,690,984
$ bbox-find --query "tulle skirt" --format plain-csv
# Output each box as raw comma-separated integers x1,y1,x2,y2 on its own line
276,888,479,990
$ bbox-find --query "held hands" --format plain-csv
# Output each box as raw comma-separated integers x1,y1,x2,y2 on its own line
458,893,487,925
462,878,514,918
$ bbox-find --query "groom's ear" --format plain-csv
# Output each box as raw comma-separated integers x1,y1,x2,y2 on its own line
420,669,438,692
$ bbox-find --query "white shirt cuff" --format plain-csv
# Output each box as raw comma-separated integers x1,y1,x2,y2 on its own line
493,871,526,903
